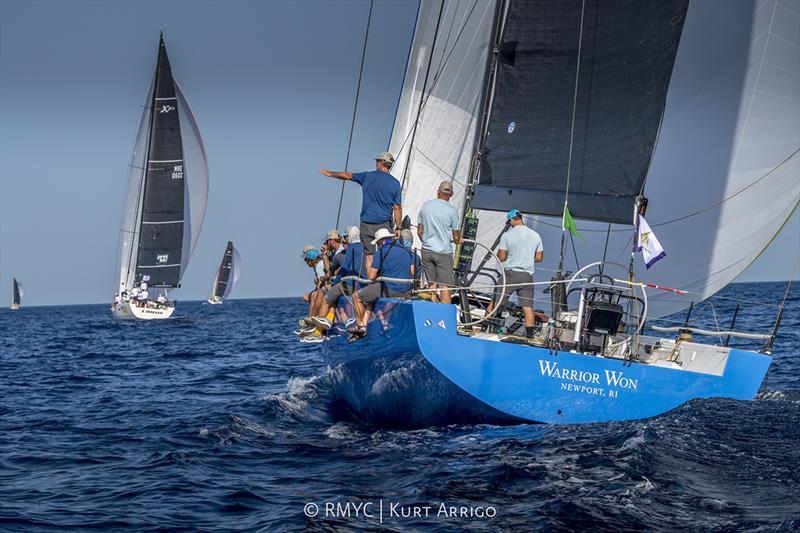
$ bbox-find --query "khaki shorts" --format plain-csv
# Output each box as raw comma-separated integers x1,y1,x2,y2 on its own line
421,249,455,287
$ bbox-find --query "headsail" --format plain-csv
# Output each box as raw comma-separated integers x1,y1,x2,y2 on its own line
389,0,799,318
211,241,241,301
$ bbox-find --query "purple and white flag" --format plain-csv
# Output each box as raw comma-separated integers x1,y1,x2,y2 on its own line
635,214,666,269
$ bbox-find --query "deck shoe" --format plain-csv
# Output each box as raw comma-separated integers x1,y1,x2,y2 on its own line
310,316,332,330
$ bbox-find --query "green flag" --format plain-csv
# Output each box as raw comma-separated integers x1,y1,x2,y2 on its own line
562,205,583,240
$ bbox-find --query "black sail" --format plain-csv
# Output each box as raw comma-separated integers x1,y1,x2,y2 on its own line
136,36,185,287
213,241,234,300
472,0,689,224
12,278,20,306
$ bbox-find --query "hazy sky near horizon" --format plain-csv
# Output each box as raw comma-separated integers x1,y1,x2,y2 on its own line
1,0,798,307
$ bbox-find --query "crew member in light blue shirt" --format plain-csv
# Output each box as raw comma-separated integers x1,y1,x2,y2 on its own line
319,152,402,271
485,209,544,337
417,180,461,304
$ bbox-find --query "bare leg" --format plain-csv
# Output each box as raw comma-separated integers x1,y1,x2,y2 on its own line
364,254,373,272
353,292,366,327
522,307,535,327
440,287,452,305
428,283,440,303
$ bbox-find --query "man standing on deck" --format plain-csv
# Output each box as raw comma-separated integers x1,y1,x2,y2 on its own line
319,152,402,270
417,180,461,304
485,209,544,338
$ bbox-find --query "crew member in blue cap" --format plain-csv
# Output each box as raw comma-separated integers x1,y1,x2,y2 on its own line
299,246,325,332
485,209,544,337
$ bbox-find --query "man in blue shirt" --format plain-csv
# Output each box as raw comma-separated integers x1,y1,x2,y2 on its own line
485,209,544,338
349,227,416,341
310,226,366,331
417,180,461,304
320,152,402,271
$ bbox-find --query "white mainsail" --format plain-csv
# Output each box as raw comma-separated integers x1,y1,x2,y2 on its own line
389,0,799,318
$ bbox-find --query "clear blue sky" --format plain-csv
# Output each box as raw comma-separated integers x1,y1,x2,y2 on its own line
1,0,797,306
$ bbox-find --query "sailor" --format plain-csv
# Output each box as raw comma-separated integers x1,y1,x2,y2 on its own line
129,286,140,302
310,226,366,331
417,180,461,304
320,152,402,271
300,247,325,330
156,294,166,305
321,229,345,283
350,227,416,341
485,209,544,338
137,282,150,304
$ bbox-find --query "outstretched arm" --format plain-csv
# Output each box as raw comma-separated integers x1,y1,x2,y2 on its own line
393,204,403,234
320,169,353,181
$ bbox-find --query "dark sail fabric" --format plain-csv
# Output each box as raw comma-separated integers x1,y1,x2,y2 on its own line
472,0,689,224
136,37,185,287
12,278,20,306
213,241,234,300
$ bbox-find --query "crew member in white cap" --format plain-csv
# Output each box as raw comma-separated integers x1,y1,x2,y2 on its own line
418,180,461,304
320,151,402,270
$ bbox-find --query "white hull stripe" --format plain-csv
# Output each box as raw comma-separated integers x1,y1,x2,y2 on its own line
142,220,183,224
149,159,183,163
155,97,177,101
139,264,181,268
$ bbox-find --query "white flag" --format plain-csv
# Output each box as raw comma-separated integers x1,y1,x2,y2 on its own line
635,214,666,269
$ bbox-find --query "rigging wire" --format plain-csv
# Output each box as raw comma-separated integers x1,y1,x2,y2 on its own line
334,0,374,230
559,0,586,269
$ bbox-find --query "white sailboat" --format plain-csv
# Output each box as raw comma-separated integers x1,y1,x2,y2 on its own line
112,35,208,321
10,278,22,310
208,241,241,304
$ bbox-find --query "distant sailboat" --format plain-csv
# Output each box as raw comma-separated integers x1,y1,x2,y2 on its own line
112,34,208,321
10,278,22,310
208,241,241,304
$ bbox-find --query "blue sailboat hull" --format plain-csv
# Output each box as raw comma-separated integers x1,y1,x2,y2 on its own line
324,300,771,426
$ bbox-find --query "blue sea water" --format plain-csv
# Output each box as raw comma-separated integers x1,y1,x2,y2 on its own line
1,282,798,531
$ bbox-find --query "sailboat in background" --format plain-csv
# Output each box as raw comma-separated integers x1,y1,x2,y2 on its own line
112,35,208,320
321,0,798,426
10,278,22,310
208,241,241,304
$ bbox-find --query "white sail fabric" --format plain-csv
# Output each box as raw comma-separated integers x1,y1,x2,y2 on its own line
117,75,154,293
390,0,799,318
224,246,242,300
175,81,209,279
389,0,498,235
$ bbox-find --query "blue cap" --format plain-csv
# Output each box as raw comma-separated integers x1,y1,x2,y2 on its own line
506,209,522,220
303,249,320,260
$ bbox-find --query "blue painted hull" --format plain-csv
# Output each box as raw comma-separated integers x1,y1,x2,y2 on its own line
324,299,771,426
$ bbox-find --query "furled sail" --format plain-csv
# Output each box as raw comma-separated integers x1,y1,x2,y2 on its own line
472,0,689,224
389,0,799,318
116,36,208,294
211,241,241,301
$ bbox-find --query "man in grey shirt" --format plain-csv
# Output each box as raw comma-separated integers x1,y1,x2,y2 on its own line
417,181,461,304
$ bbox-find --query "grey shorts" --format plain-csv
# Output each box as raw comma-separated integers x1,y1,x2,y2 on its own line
360,220,392,255
421,249,455,287
325,283,353,306
356,283,407,306
493,269,534,309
